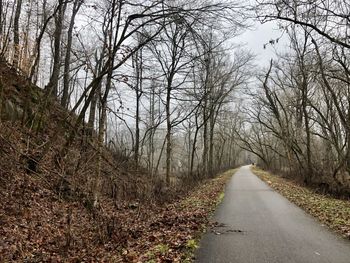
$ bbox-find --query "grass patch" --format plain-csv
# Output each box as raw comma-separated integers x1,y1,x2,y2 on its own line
218,192,225,203
251,166,350,239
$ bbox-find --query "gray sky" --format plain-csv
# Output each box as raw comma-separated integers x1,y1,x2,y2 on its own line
235,20,287,68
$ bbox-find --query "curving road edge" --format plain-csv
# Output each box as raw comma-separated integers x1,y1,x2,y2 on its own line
195,165,350,263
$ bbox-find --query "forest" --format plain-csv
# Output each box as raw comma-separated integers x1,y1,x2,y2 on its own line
0,0,251,188
0,0,349,261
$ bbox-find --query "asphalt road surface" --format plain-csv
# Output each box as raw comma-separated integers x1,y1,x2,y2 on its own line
195,165,350,263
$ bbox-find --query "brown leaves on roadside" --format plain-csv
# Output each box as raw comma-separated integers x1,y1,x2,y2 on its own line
252,167,350,240
130,169,235,262
1,136,235,263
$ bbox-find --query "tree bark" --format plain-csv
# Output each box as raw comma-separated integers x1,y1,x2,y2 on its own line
61,0,82,108
134,48,143,168
165,77,172,187
13,0,22,67
0,0,3,37
208,104,215,177
46,0,66,97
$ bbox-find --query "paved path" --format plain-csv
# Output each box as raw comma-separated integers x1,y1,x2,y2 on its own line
195,165,350,263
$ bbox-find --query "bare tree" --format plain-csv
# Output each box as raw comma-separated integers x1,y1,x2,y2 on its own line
61,0,83,108
45,0,67,97
256,0,350,49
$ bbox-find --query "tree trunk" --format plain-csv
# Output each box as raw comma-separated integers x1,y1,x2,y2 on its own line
208,106,215,177
187,122,192,172
190,117,200,176
94,68,112,207
46,0,66,97
87,56,103,135
22,0,33,74
0,0,3,37
165,78,172,187
13,0,22,67
302,80,312,183
202,108,208,177
61,0,82,108
147,82,157,176
87,81,101,135
0,77,3,123
134,49,143,168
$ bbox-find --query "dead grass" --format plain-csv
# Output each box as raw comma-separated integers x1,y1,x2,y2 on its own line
251,166,350,239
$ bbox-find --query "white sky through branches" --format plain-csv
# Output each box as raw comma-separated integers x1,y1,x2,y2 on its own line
235,20,287,68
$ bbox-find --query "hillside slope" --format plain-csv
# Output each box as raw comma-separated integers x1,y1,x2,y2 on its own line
0,60,190,261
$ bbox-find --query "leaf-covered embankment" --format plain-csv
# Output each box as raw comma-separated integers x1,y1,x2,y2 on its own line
134,168,237,262
0,150,236,262
252,166,350,239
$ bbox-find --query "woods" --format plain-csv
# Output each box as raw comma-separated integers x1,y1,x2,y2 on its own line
1,0,350,261
0,1,252,260
0,0,249,191
242,0,350,194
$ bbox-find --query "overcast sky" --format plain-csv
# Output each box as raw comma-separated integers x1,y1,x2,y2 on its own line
235,20,287,68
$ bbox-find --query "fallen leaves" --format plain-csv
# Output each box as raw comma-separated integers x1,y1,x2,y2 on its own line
252,167,350,240
1,145,236,263
0,60,238,262
132,169,236,262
